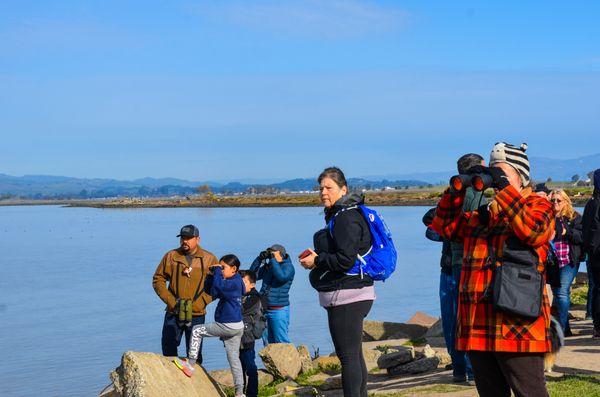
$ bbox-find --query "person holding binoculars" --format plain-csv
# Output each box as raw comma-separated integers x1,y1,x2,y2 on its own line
431,142,554,397
152,224,218,362
174,254,246,397
249,244,295,344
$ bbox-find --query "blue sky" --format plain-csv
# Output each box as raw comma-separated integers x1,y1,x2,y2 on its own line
1,1,599,181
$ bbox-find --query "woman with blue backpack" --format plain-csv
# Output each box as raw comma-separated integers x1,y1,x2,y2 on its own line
300,167,396,397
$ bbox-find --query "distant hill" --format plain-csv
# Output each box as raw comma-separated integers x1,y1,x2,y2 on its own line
0,174,429,199
361,153,600,184
530,153,600,182
1,152,597,199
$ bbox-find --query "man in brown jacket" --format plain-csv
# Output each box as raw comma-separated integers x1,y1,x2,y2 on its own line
152,224,218,361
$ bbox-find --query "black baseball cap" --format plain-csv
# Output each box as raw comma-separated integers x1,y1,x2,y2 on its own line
177,224,199,238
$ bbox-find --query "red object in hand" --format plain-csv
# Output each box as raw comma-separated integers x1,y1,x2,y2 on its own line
298,249,312,260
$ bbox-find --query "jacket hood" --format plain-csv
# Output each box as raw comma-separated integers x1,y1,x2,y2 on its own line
326,192,365,220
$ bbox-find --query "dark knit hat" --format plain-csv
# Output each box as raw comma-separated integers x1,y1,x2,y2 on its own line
489,142,530,186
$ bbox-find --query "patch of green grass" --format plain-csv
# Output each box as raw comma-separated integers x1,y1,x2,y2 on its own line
321,362,342,375
547,375,600,397
295,368,324,387
571,285,589,306
402,337,427,347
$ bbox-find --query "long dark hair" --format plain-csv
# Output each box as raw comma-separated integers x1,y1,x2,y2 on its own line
318,166,348,188
219,254,241,271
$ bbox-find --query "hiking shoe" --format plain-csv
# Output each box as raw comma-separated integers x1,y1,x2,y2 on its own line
593,329,600,339
452,375,467,383
173,358,195,377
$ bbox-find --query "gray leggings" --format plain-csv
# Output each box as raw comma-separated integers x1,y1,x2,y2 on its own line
188,323,244,395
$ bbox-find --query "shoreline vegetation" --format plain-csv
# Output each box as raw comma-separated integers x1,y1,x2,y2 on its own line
0,185,593,209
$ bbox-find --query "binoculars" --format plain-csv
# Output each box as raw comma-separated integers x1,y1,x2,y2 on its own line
176,299,193,327
450,173,493,193
258,248,274,261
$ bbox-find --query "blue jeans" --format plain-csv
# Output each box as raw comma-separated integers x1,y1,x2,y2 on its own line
161,312,205,362
440,267,473,380
586,262,595,318
551,262,580,333
240,348,258,397
262,305,291,345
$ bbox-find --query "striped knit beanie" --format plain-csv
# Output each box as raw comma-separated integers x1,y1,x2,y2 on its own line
489,142,530,186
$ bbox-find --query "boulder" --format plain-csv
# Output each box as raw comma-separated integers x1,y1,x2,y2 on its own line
387,357,441,377
257,369,274,387
209,368,273,388
313,355,341,372
407,312,439,328
363,320,417,341
259,343,302,379
109,352,224,397
208,369,233,388
377,346,415,369
424,319,444,338
319,375,343,391
297,345,314,374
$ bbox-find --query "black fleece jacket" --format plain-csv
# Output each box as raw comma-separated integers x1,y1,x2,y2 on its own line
555,213,584,265
310,193,373,291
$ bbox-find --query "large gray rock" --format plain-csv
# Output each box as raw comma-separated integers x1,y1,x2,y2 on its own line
259,343,302,379
377,346,415,369
297,345,314,374
109,352,224,397
387,357,441,376
363,320,417,341
424,319,444,338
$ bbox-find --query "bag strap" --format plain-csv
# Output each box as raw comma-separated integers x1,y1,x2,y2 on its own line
192,257,205,302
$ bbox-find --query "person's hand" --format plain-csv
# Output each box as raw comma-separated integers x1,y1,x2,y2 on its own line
272,251,283,263
299,249,318,269
487,166,509,190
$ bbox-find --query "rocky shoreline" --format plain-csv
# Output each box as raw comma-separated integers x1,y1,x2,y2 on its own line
100,302,600,397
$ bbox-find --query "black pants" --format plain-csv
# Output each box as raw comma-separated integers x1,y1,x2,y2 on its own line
590,267,600,330
467,351,549,397
161,312,205,363
326,300,373,397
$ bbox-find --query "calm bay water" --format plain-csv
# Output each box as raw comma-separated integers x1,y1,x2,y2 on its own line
1,205,446,396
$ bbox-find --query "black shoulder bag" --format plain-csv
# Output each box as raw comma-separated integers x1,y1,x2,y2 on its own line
489,235,544,319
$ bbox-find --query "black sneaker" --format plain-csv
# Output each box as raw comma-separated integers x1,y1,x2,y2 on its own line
452,375,467,383
593,328,600,339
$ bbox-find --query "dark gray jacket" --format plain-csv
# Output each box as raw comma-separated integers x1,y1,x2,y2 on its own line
583,172,600,267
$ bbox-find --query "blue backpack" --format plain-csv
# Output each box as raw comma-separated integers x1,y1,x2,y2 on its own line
328,205,397,281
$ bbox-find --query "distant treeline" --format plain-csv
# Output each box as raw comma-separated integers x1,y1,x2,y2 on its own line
0,177,431,200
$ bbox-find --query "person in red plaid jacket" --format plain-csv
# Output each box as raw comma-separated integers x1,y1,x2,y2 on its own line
432,142,555,397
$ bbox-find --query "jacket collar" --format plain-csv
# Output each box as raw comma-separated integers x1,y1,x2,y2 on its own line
325,192,365,222
172,245,206,262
